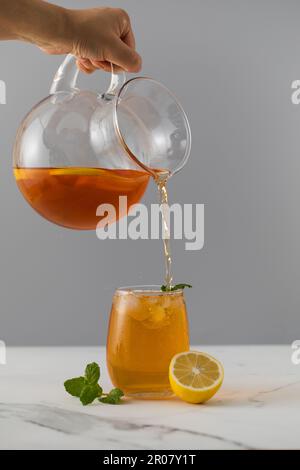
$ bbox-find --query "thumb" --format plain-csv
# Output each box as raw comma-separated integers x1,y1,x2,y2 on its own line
108,38,142,72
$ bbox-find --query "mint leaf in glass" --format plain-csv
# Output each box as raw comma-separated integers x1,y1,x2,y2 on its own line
161,283,192,292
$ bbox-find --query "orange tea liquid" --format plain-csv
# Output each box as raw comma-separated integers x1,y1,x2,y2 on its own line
14,167,150,230
107,288,189,398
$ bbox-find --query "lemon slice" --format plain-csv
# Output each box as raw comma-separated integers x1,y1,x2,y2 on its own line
169,351,224,404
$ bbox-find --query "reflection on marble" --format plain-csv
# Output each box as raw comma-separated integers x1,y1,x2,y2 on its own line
0,346,299,449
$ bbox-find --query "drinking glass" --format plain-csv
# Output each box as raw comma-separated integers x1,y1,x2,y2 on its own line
106,285,190,399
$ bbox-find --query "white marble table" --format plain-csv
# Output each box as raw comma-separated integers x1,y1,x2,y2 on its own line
0,346,299,450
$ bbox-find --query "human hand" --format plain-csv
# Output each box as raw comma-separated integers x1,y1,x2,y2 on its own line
41,6,142,74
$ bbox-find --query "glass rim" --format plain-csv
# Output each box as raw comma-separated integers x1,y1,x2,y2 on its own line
116,284,184,295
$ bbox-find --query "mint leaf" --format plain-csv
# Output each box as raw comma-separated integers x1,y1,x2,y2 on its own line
85,362,100,385
172,283,192,291
64,377,85,397
99,388,124,405
161,283,192,292
80,383,102,406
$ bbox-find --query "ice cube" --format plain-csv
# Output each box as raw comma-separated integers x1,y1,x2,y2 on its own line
124,293,152,322
142,305,170,329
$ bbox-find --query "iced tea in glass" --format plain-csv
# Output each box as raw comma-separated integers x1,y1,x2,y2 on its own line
106,285,189,398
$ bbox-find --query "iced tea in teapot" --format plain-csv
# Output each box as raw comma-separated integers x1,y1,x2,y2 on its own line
14,167,149,230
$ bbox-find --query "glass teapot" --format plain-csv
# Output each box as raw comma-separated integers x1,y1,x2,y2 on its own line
13,54,191,230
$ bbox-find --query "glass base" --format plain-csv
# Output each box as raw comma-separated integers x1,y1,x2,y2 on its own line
126,389,174,400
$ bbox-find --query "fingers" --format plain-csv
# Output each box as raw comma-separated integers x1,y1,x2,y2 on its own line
121,28,136,50
108,37,142,72
76,59,96,74
76,38,142,74
90,59,123,73
72,7,142,74
77,58,122,74
90,59,111,72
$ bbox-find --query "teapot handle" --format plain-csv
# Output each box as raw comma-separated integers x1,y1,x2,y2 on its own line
49,54,126,96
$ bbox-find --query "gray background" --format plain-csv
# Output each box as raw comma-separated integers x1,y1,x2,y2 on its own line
1,0,299,345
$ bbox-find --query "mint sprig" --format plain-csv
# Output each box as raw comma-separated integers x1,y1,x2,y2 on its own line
161,283,192,292
99,388,124,405
64,362,123,406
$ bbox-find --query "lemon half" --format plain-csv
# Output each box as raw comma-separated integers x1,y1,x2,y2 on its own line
169,351,224,404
